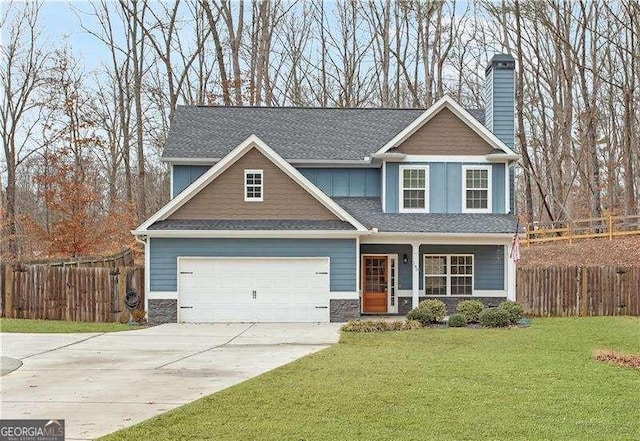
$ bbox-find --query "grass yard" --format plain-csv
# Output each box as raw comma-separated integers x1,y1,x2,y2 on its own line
0,318,139,333
103,317,640,441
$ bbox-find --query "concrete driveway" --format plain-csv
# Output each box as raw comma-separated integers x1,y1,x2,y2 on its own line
0,323,340,440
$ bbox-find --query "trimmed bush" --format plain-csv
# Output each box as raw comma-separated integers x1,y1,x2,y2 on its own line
417,299,447,322
341,319,422,332
478,307,511,328
498,301,524,324
456,300,484,323
406,308,435,326
448,313,467,327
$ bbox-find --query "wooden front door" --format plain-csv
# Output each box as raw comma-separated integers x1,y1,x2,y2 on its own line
362,256,388,313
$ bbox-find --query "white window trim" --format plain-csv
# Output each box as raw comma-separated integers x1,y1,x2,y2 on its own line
399,164,429,213
462,165,492,214
244,169,263,202
424,254,475,296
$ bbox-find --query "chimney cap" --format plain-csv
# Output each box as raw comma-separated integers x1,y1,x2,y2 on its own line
486,53,515,75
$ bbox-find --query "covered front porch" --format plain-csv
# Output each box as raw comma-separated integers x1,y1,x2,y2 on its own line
357,235,516,315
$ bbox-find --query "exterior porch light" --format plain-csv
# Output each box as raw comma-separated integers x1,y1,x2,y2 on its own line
403,254,408,264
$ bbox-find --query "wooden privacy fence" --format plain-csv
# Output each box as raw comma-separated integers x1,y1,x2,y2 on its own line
517,266,640,316
523,214,640,245
2,265,144,322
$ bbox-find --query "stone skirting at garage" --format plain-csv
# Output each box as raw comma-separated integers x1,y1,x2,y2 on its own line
148,299,178,325
330,299,360,322
419,296,507,314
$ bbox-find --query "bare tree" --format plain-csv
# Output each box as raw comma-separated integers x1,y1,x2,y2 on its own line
0,1,49,260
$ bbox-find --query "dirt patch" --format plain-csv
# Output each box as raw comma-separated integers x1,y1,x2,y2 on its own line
593,349,640,370
520,236,640,267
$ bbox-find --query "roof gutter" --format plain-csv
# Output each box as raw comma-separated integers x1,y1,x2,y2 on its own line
162,157,377,167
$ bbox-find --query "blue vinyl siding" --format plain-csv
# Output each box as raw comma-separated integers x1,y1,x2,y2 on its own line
492,163,506,214
419,244,504,291
172,165,210,197
385,162,399,212
149,238,356,292
360,244,413,290
485,68,515,148
298,168,380,197
385,162,506,214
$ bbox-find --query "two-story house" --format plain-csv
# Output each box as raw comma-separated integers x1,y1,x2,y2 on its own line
133,54,520,324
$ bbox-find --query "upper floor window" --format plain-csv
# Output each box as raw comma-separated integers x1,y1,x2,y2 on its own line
399,165,429,213
244,169,263,202
463,165,491,213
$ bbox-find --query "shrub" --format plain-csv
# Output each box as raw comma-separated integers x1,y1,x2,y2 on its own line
478,308,510,328
456,300,484,323
417,299,447,322
448,313,467,327
406,308,435,326
341,319,422,332
498,301,524,324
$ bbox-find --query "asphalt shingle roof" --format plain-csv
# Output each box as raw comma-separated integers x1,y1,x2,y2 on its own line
163,106,486,161
149,219,356,231
334,197,519,234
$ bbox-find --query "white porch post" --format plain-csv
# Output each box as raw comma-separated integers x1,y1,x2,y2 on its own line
411,242,420,309
506,244,516,301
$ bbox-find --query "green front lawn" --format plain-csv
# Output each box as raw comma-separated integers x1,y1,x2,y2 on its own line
0,318,139,333
103,317,640,440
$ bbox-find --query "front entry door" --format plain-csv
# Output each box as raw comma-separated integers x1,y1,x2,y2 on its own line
362,256,388,313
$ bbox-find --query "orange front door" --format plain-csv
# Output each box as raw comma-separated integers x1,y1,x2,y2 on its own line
362,256,388,313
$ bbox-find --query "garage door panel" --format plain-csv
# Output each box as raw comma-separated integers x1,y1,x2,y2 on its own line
178,257,330,323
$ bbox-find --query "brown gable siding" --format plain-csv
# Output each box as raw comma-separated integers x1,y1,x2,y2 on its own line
168,147,339,221
395,107,493,155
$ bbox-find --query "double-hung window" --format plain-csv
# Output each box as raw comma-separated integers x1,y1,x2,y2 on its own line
463,165,492,213
399,165,429,212
424,255,474,296
244,169,263,202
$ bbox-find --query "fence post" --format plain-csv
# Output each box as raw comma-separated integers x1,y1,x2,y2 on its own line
580,267,589,316
3,265,13,318
117,267,127,323
608,214,613,240
568,221,573,244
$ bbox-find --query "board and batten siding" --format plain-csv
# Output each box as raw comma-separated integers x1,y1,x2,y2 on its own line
168,148,338,221
174,165,382,199
395,107,494,155
385,162,506,214
298,168,381,197
419,244,505,291
149,238,357,292
172,165,211,197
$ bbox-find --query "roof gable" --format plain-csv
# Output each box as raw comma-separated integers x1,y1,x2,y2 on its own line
134,135,368,233
395,107,493,155
374,96,518,158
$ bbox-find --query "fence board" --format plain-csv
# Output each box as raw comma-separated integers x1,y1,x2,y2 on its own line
1,265,144,322
517,266,640,317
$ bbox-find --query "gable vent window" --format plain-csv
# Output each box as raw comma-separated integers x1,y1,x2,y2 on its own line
463,166,492,213
399,165,429,213
244,169,263,202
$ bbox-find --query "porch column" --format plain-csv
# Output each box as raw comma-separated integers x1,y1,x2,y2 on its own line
411,242,420,309
506,244,516,301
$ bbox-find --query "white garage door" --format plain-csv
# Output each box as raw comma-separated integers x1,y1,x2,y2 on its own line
178,257,330,323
